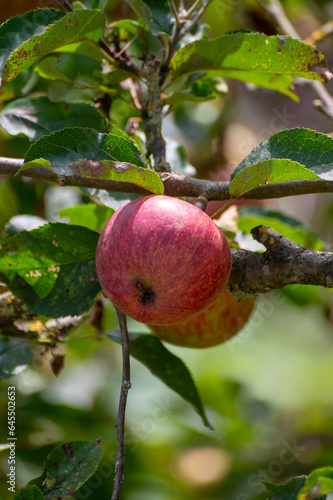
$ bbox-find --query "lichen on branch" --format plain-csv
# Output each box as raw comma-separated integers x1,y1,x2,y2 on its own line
229,225,333,298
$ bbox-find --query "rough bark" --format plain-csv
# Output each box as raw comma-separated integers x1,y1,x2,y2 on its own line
229,226,333,298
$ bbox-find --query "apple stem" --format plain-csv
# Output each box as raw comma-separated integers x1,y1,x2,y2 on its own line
111,309,132,500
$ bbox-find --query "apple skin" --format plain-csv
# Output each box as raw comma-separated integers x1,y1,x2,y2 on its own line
96,195,232,325
148,289,257,348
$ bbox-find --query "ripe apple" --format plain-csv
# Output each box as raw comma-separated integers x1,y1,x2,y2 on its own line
148,290,257,348
96,195,232,325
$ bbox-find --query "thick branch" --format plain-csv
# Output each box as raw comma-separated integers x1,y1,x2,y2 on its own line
111,309,131,500
1,157,333,200
228,226,333,298
141,57,170,172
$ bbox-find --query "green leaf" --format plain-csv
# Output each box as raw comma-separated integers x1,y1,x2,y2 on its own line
0,70,34,103
264,477,307,499
14,485,46,500
264,476,327,500
22,127,163,194
0,224,101,317
59,203,114,232
1,9,105,86
124,0,152,28
26,439,103,500
170,33,332,101
107,331,212,428
125,0,173,35
233,128,333,178
34,51,102,84
0,337,31,379
0,9,67,87
166,79,227,104
53,40,102,61
0,96,109,141
67,159,164,194
229,158,321,197
23,127,146,170
298,467,333,499
107,18,162,57
238,206,327,251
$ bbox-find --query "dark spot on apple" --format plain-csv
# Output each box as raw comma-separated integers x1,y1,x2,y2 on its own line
135,280,155,305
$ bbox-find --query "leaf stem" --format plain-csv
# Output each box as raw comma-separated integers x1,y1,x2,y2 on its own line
211,197,236,220
111,309,131,500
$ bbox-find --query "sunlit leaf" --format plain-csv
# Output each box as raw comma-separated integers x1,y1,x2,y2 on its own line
170,33,332,100
229,159,321,198
59,203,114,232
1,10,105,85
233,128,333,178
298,467,333,499
0,224,101,317
64,159,164,194
0,9,66,87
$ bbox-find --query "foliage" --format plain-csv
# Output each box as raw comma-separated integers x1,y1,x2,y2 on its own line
0,0,332,499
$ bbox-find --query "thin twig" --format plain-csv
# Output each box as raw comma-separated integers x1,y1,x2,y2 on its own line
111,309,131,500
116,28,143,58
56,0,73,11
184,1,210,34
186,0,202,18
169,0,179,21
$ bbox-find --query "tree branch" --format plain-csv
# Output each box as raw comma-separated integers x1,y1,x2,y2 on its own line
1,156,333,200
228,225,333,298
141,57,170,172
111,309,131,500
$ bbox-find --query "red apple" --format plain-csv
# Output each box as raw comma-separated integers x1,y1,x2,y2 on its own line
148,289,257,348
96,195,232,325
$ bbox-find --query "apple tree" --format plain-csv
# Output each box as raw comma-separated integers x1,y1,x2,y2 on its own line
0,0,333,499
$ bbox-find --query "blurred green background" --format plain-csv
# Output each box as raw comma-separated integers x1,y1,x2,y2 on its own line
0,0,333,499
